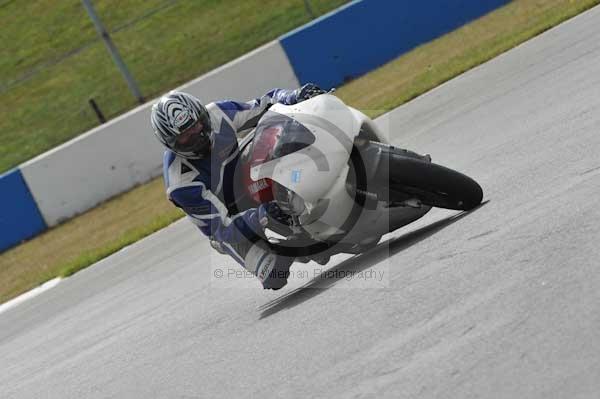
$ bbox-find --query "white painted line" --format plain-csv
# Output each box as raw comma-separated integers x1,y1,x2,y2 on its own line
0,277,62,315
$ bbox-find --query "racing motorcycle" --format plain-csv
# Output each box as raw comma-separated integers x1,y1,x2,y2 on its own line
232,94,483,263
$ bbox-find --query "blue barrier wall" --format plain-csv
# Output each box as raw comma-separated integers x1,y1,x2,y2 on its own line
280,0,510,89
0,169,47,253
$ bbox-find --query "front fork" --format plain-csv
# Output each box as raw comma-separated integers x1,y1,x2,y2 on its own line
346,140,428,207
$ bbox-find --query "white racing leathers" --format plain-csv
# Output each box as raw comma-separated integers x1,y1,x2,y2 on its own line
163,89,298,288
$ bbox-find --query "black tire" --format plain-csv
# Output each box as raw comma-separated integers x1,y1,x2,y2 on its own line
386,155,483,211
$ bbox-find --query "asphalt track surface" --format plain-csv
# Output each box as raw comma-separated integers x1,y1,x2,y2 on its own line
2,7,600,399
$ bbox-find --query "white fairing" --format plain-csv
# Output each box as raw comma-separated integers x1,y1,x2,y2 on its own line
251,94,358,202
251,94,426,242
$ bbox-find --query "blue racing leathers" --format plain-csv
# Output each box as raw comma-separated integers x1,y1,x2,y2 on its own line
162,88,299,266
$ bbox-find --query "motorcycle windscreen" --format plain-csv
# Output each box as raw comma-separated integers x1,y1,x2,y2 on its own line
244,112,316,203
253,112,316,160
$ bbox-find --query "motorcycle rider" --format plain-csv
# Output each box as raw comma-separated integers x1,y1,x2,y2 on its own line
150,84,326,290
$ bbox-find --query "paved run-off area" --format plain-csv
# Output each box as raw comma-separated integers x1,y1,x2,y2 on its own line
1,6,600,399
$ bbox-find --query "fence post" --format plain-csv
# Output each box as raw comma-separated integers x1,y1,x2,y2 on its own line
81,0,145,104
303,0,315,18
88,98,106,123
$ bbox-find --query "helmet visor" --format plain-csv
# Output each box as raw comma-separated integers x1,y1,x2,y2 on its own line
174,119,212,157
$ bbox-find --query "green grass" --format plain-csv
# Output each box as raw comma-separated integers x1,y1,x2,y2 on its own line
1,0,599,304
0,0,348,173
2,0,166,84
58,209,180,277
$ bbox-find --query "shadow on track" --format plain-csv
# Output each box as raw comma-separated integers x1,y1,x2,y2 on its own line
258,201,489,319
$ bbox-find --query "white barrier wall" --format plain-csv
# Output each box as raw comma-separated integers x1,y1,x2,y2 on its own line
20,41,299,227
182,41,300,102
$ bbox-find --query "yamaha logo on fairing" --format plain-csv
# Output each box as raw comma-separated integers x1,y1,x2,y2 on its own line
248,179,269,195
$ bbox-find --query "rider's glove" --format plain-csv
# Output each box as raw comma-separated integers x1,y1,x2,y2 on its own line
295,83,327,102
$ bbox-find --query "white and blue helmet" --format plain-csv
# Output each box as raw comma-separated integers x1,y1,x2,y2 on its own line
150,91,212,159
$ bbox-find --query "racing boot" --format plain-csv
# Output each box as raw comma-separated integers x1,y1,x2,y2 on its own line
244,243,294,290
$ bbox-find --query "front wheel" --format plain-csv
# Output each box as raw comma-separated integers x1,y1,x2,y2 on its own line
386,155,483,211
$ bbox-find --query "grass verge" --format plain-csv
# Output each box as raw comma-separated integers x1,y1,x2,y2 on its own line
1,0,599,303
0,178,183,302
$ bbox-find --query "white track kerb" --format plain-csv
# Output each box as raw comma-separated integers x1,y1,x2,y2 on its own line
0,278,62,315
